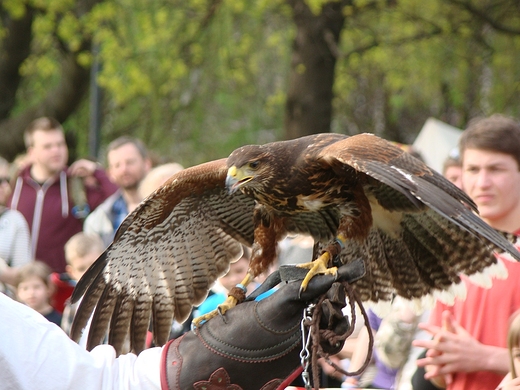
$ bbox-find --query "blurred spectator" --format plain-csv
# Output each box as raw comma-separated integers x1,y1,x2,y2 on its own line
0,156,32,297
60,232,104,336
9,153,32,181
413,114,520,389
16,261,62,326
442,152,462,189
138,162,184,199
8,117,117,274
343,303,419,389
84,136,152,247
496,310,520,390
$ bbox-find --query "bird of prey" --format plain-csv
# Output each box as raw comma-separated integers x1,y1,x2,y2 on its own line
70,133,520,355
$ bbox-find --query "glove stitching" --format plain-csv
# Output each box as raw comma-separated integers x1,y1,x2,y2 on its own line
196,326,301,362
253,301,301,334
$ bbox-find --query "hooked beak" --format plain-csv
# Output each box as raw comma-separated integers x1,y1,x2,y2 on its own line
226,166,253,194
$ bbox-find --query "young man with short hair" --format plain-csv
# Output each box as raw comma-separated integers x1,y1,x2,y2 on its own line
8,117,117,274
414,114,520,389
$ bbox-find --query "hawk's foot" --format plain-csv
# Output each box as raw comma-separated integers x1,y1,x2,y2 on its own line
297,252,338,293
192,295,239,329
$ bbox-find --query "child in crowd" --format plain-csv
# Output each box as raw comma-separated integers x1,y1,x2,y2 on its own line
16,261,62,326
60,232,104,336
64,232,104,283
497,310,520,390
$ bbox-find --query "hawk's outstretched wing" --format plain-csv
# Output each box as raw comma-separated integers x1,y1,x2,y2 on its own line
71,159,255,353
318,134,518,304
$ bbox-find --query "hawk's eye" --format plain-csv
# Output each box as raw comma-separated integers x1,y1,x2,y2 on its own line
248,161,260,170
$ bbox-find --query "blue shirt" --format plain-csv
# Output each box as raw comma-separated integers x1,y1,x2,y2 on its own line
111,194,128,232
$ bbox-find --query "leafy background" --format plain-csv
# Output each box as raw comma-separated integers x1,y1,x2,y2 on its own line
1,0,519,167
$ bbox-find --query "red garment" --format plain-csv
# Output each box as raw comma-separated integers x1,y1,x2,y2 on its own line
8,165,117,273
429,251,520,390
50,272,76,314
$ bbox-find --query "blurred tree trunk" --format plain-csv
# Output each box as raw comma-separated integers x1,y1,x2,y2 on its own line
284,0,347,139
0,5,34,158
0,6,34,120
0,52,92,161
0,0,101,161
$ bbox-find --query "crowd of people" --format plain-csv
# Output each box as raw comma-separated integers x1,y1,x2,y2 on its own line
1,114,520,389
0,117,186,331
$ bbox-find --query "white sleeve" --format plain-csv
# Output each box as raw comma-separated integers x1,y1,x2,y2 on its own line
0,293,162,390
9,210,32,267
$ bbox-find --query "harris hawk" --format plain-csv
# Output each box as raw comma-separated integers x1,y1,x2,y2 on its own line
70,133,520,355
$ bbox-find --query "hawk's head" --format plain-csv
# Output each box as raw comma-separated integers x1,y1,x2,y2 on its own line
226,145,275,196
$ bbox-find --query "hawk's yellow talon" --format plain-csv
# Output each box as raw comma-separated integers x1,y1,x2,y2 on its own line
297,252,338,292
192,295,239,328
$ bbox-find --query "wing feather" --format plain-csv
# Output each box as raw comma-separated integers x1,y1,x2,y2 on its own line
283,209,340,241
108,295,134,353
71,159,255,354
69,271,106,343
87,285,118,349
130,297,151,354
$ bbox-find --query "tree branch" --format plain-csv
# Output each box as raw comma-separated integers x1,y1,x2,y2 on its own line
445,0,520,35
343,25,443,60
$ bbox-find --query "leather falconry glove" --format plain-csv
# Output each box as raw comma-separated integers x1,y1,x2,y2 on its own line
160,260,365,390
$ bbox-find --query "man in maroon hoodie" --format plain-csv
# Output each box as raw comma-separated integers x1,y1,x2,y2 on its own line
8,117,117,274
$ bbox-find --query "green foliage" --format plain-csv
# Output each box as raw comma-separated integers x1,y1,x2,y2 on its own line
83,0,292,165
2,0,27,18
4,0,520,163
333,0,520,140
